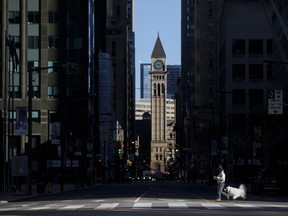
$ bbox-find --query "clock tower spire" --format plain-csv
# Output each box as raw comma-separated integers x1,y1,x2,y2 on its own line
150,35,167,173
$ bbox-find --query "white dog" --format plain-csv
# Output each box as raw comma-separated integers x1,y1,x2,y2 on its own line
224,184,247,200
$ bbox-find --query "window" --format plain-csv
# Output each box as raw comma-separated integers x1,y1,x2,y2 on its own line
232,114,246,131
232,39,245,56
209,9,213,17
9,111,16,122
9,85,21,98
232,64,245,80
249,39,263,55
249,89,263,105
10,110,40,123
112,41,116,57
266,39,272,55
8,11,20,24
232,89,246,105
161,83,165,95
27,61,40,98
48,36,59,48
266,63,272,79
26,81,40,98
48,86,59,98
28,36,39,49
31,136,40,149
249,64,263,80
67,38,82,49
48,61,59,73
9,36,20,48
28,11,40,24
48,11,59,23
31,111,40,123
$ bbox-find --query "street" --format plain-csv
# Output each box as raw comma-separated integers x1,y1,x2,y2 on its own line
0,181,288,216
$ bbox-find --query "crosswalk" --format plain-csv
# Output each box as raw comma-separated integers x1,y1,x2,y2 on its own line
1,202,288,211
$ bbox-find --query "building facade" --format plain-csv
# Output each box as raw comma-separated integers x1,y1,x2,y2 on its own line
1,0,135,192
177,0,288,183
140,63,151,99
140,63,180,100
135,98,175,121
106,0,135,161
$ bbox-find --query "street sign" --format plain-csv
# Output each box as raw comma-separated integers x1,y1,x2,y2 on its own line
268,89,283,114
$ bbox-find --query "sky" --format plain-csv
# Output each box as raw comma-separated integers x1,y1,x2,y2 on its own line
134,0,181,100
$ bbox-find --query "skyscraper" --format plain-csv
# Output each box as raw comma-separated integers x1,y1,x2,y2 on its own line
140,63,151,99
178,0,288,182
0,0,135,191
140,63,180,100
167,65,181,99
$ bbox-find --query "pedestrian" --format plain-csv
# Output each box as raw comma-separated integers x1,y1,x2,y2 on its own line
213,165,229,202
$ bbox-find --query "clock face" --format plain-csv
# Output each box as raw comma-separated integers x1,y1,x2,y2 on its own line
153,60,163,70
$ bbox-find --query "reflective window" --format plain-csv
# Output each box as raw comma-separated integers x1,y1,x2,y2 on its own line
232,89,246,105
232,39,245,56
28,11,40,24
232,64,245,80
249,39,263,55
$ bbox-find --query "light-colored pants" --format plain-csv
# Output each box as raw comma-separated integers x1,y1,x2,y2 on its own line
217,182,226,199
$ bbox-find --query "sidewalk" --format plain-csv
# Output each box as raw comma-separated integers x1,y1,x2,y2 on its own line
0,183,78,203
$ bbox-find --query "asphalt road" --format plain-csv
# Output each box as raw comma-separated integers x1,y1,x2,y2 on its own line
0,181,287,216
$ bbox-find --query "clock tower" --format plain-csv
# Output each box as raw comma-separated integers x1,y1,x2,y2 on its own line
150,35,167,172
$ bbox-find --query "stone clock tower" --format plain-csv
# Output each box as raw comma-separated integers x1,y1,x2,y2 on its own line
150,35,167,172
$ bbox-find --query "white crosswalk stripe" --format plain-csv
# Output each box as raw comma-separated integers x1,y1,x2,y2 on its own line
234,204,261,208
168,203,188,208
132,202,152,208
29,206,51,210
265,204,288,208
1,202,288,211
95,203,119,210
201,203,226,209
59,205,85,210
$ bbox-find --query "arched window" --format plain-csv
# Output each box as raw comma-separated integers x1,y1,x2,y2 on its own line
158,84,160,96
153,83,156,96
162,83,165,95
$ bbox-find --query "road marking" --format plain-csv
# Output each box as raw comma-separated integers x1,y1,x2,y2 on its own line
134,185,152,202
168,203,188,208
29,206,51,210
266,204,288,208
3,201,288,212
60,205,85,210
132,203,152,208
95,203,119,210
234,204,261,208
92,199,105,203
201,203,226,209
0,208,19,211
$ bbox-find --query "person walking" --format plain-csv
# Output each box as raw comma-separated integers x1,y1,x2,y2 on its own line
213,165,229,202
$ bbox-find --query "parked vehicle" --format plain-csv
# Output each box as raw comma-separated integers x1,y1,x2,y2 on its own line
253,169,287,195
142,170,155,181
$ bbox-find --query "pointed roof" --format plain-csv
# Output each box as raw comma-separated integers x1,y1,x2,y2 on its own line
151,34,166,58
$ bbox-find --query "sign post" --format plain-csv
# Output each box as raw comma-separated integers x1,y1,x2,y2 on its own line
268,89,283,115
